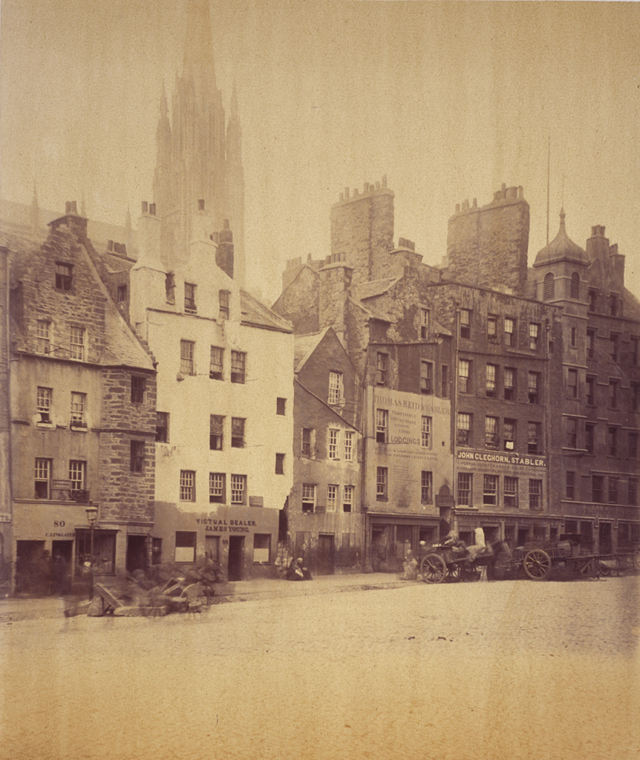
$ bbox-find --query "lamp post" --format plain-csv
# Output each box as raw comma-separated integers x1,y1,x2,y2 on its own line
85,504,98,600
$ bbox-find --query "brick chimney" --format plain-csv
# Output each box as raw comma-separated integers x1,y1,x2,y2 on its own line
318,253,353,341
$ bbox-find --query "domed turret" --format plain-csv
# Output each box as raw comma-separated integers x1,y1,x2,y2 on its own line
534,210,588,266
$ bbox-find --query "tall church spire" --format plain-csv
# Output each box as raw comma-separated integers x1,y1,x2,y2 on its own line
182,0,217,88
151,0,245,284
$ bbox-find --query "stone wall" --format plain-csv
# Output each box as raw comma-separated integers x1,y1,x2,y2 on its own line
330,181,394,287
12,224,108,362
445,185,530,295
98,367,156,524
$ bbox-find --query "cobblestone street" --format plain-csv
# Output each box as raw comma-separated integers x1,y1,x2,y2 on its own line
1,576,639,760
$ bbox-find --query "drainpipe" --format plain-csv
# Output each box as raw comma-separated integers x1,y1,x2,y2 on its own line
451,306,459,537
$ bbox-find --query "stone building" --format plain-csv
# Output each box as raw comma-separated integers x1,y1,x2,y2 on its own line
275,178,640,566
528,213,640,553
129,200,293,581
1,205,157,594
287,327,362,574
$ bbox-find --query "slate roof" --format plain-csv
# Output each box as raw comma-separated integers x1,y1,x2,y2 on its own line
240,288,293,333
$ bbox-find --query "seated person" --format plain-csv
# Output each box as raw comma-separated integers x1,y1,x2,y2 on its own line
286,557,312,581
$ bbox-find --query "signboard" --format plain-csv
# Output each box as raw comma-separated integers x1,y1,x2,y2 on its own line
457,450,546,470
52,480,72,489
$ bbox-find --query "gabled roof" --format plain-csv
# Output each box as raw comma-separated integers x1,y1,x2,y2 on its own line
241,288,293,333
3,227,154,371
358,276,402,300
294,328,330,372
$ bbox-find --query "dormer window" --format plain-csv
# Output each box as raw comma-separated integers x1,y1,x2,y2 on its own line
184,283,197,314
219,290,230,320
55,262,73,291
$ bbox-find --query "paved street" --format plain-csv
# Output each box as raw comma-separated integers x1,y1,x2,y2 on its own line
1,576,638,760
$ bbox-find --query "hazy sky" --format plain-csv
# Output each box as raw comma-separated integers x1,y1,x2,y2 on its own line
2,0,640,302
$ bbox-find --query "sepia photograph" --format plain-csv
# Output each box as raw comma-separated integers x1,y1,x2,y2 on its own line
0,1,639,758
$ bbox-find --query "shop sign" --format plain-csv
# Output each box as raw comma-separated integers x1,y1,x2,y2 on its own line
195,518,258,534
0,513,11,523
52,480,72,489
46,519,75,538
568,504,637,519
457,451,546,468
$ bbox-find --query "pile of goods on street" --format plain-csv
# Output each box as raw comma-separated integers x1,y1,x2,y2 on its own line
65,561,225,618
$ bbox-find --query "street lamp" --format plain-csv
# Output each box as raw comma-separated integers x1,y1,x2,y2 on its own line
85,504,98,599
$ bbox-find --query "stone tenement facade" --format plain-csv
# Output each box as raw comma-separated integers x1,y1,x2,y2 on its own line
275,179,640,570
3,205,156,593
445,184,530,295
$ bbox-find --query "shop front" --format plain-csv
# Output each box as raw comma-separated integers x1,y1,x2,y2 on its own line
153,503,280,581
564,503,640,555
367,513,440,572
11,501,142,594
455,508,562,550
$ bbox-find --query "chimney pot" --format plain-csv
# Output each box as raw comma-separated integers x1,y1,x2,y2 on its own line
149,203,156,216
198,199,205,211
141,201,148,215
223,218,230,230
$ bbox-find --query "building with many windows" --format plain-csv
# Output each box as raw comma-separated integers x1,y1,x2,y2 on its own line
276,179,640,567
287,328,362,574
1,205,157,593
129,200,293,580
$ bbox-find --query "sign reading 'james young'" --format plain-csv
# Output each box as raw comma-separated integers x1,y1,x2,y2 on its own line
457,450,546,468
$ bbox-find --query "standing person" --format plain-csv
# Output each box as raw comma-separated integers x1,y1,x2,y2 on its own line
51,554,68,596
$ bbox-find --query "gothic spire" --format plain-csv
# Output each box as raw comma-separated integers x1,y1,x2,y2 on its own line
182,0,217,88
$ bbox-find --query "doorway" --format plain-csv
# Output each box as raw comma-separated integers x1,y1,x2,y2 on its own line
15,540,46,594
126,535,148,573
517,528,529,547
317,534,335,575
228,536,244,581
598,522,612,554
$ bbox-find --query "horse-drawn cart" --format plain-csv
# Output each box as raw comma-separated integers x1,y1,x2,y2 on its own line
419,541,495,583
419,533,638,583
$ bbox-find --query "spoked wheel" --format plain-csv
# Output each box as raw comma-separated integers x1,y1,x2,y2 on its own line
446,563,462,582
523,549,552,580
420,553,447,584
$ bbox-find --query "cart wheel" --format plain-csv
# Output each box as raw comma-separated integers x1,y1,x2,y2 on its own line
446,563,462,582
420,554,447,584
523,549,552,580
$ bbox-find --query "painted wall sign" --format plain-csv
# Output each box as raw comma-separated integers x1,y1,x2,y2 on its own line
457,451,546,468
